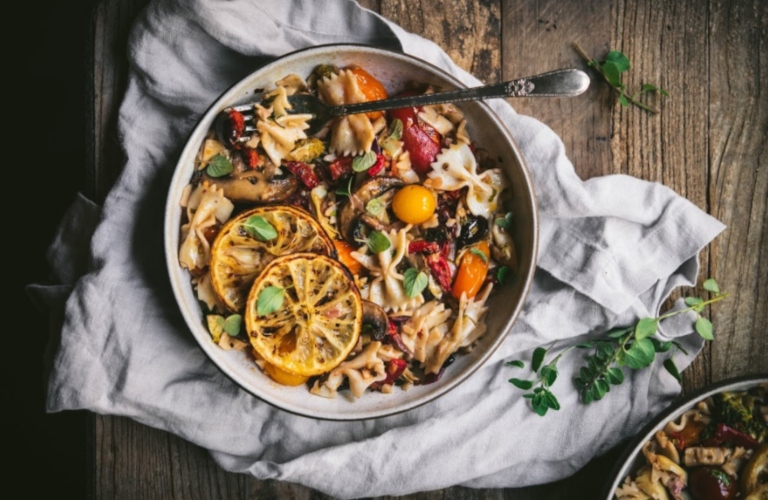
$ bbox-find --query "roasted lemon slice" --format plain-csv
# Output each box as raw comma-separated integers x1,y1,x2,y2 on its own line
210,206,335,312
245,253,362,377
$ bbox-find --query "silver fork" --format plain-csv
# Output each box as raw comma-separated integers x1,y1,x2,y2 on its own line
216,68,589,142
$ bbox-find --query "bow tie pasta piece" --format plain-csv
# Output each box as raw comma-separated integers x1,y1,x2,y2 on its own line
317,69,375,156
425,142,508,219
310,341,404,398
179,183,234,274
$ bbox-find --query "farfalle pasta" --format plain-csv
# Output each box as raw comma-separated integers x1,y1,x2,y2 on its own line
178,62,520,400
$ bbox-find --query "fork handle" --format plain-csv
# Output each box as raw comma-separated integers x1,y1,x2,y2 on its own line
332,68,590,117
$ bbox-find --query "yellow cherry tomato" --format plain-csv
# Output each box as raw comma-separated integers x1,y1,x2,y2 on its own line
392,185,437,224
263,362,310,386
349,66,388,120
333,239,363,276
452,241,490,300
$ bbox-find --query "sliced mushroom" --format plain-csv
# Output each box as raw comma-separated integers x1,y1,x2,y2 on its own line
202,170,298,203
340,176,403,242
361,300,389,341
742,445,768,496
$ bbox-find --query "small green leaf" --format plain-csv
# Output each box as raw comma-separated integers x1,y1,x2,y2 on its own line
709,469,731,487
469,247,489,263
388,119,403,141
541,365,558,387
523,393,535,399
607,327,632,339
663,358,682,383
532,394,548,416
695,316,714,340
650,338,673,353
544,391,561,411
640,83,669,97
597,341,615,359
635,318,658,340
579,367,592,381
619,93,629,107
257,286,284,316
506,360,524,368
576,341,595,349
606,367,625,385
605,50,631,72
403,268,428,298
623,337,656,369
367,230,391,254
509,378,534,390
243,215,278,241
494,212,514,230
497,266,512,285
335,176,354,197
703,278,720,294
685,296,705,312
601,61,623,87
596,379,610,398
532,347,547,372
222,314,243,337
352,151,377,172
366,197,385,217
206,154,234,178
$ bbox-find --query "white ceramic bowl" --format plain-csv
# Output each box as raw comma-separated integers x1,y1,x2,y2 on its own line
164,44,539,419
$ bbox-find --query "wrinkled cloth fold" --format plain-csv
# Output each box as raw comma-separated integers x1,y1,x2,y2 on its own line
31,0,725,497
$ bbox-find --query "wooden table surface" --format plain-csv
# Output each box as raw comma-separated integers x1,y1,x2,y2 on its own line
84,0,767,498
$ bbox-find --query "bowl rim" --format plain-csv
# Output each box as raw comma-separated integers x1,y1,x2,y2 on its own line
602,373,768,499
163,42,540,420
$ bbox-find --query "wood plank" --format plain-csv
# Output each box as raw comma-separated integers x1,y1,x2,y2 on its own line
707,0,768,378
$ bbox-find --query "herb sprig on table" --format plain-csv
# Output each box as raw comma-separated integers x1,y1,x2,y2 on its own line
572,42,669,113
508,279,728,416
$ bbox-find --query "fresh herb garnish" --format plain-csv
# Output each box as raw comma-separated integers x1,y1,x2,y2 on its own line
257,286,286,316
336,176,354,198
388,118,403,141
222,314,243,337
352,151,377,172
367,230,391,254
495,212,514,230
403,268,428,298
508,278,728,415
243,215,278,241
469,247,488,263
507,343,567,416
366,197,386,217
206,154,234,177
497,265,512,285
573,43,669,113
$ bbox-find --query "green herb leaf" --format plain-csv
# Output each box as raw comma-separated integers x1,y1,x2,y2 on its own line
576,342,595,349
352,151,377,172
606,367,625,385
541,365,558,386
596,341,615,360
366,197,385,217
663,358,682,383
619,94,629,107
222,314,243,337
257,286,284,316
494,212,514,230
469,247,488,263
703,278,720,294
532,394,548,416
607,327,632,339
509,378,534,390
388,118,403,141
641,83,669,97
403,268,428,298
545,391,561,411
685,296,705,312
709,469,731,487
532,347,547,372
506,360,524,368
602,61,623,87
367,230,391,254
497,265,512,285
635,318,658,340
605,50,630,72
623,337,656,369
695,316,714,340
651,338,673,353
243,215,278,241
206,154,234,178
336,176,354,197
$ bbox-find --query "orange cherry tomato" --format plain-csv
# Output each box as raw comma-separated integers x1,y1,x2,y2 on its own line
334,239,364,276
451,241,490,300
349,66,388,120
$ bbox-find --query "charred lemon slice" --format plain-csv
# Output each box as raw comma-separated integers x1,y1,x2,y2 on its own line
245,253,362,377
210,206,335,312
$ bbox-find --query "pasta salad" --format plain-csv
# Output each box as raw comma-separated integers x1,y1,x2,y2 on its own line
177,63,519,399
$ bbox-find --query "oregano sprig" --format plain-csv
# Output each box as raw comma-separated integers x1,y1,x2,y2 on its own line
572,42,669,113
507,343,574,416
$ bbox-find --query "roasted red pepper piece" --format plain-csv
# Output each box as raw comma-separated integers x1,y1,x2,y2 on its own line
328,156,354,181
386,320,411,354
224,109,246,146
426,253,453,292
242,147,260,169
408,240,440,254
284,161,320,189
366,154,387,177
388,94,441,174
371,358,408,389
702,423,760,449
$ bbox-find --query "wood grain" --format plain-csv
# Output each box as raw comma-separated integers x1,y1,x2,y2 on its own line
85,0,767,498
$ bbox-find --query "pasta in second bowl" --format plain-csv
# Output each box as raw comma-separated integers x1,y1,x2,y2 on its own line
164,45,538,420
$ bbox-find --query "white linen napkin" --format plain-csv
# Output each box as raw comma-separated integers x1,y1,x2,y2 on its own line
30,0,726,497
